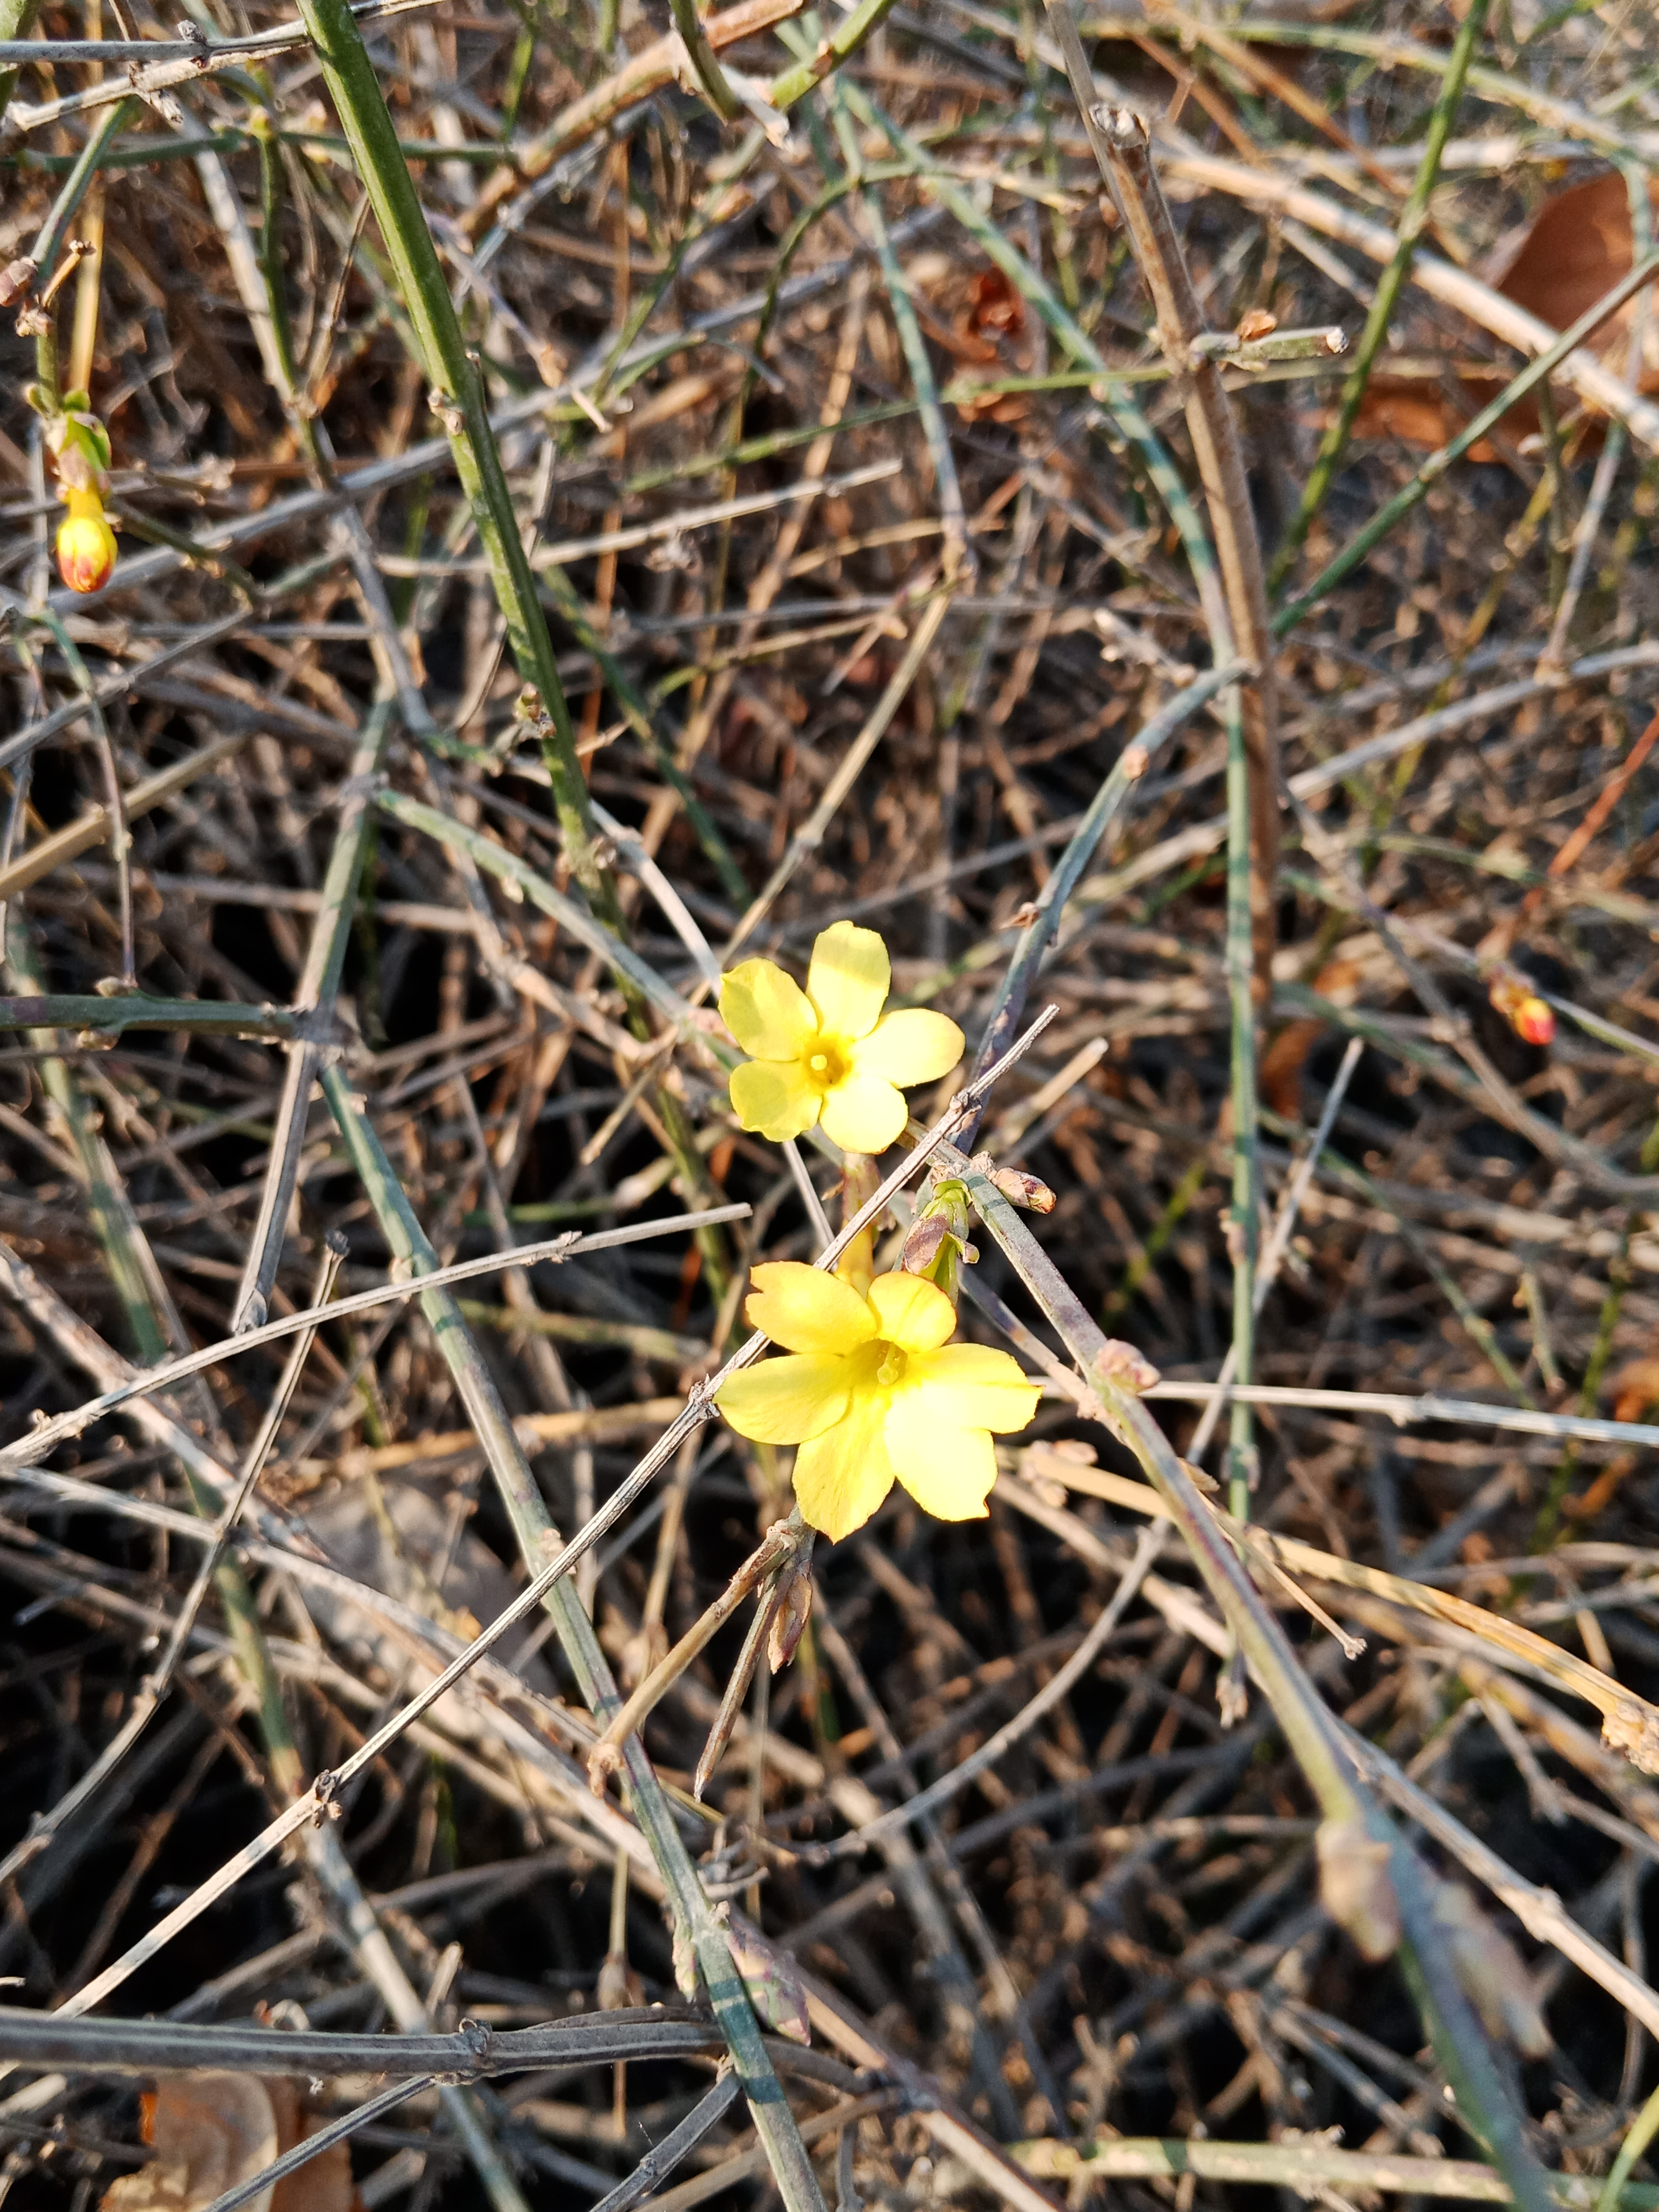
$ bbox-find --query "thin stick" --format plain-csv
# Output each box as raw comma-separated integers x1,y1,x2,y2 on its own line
1042,45,1279,992
1269,0,1491,589
1186,1035,1363,1464
0,1206,753,1472
0,1237,345,1886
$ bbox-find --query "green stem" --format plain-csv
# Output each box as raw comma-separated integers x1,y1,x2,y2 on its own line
321,1068,826,2212
946,1142,1554,2212
288,0,599,879
960,656,1247,1130
1268,0,1490,591
669,0,742,117
768,0,901,109
1275,243,1659,634
0,0,36,122
829,84,966,573
26,96,133,285
0,995,313,1039
1598,2080,1659,2212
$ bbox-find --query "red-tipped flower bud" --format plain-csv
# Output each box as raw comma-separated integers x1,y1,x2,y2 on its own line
55,491,116,594
1488,972,1555,1048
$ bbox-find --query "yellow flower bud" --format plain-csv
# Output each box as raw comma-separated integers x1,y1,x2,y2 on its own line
56,489,116,595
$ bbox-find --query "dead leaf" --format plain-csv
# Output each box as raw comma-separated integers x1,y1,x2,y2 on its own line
266,2080,355,2212
953,388,1030,425
102,2077,278,2212
1609,1357,1659,1425
1260,960,1363,1120
1431,1880,1552,2059
963,267,1024,342
1352,168,1659,452
1489,169,1657,343
101,2078,353,2212
1261,1020,1323,1122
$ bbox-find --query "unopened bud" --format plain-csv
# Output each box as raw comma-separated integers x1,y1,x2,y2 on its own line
1488,972,1555,1047
767,1562,812,1674
1093,1339,1160,1395
55,495,116,595
725,1919,811,2044
1432,1879,1551,2058
972,1154,1057,1213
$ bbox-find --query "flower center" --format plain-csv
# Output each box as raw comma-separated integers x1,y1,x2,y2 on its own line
803,1036,850,1093
875,1342,907,1389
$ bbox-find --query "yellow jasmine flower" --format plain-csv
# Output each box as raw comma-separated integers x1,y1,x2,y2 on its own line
716,1262,1040,1542
721,920,964,1154
55,488,116,595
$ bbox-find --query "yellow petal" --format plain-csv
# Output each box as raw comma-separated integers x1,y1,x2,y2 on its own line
806,920,890,1042
792,1392,895,1541
730,1058,820,1142
819,1071,907,1154
906,1343,1042,1431
866,1271,956,1353
720,958,816,1060
745,1261,877,1354
717,1353,851,1443
851,1009,964,1087
883,1398,998,1521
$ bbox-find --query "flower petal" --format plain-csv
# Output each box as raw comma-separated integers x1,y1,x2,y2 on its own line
720,958,816,1060
883,1397,998,1521
851,1009,964,1087
730,1058,820,1142
745,1262,876,1354
806,920,890,1042
819,1072,908,1154
717,1353,851,1444
906,1343,1042,1431
792,1393,895,1541
866,1271,957,1353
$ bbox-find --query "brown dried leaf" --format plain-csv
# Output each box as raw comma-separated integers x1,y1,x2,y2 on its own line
1609,1357,1659,1425
265,2081,355,2212
1260,1019,1323,1123
1353,169,1659,451
101,2078,278,2212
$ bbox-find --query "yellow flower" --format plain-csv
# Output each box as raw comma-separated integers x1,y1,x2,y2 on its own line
55,489,116,595
716,1262,1040,1542
721,920,963,1153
